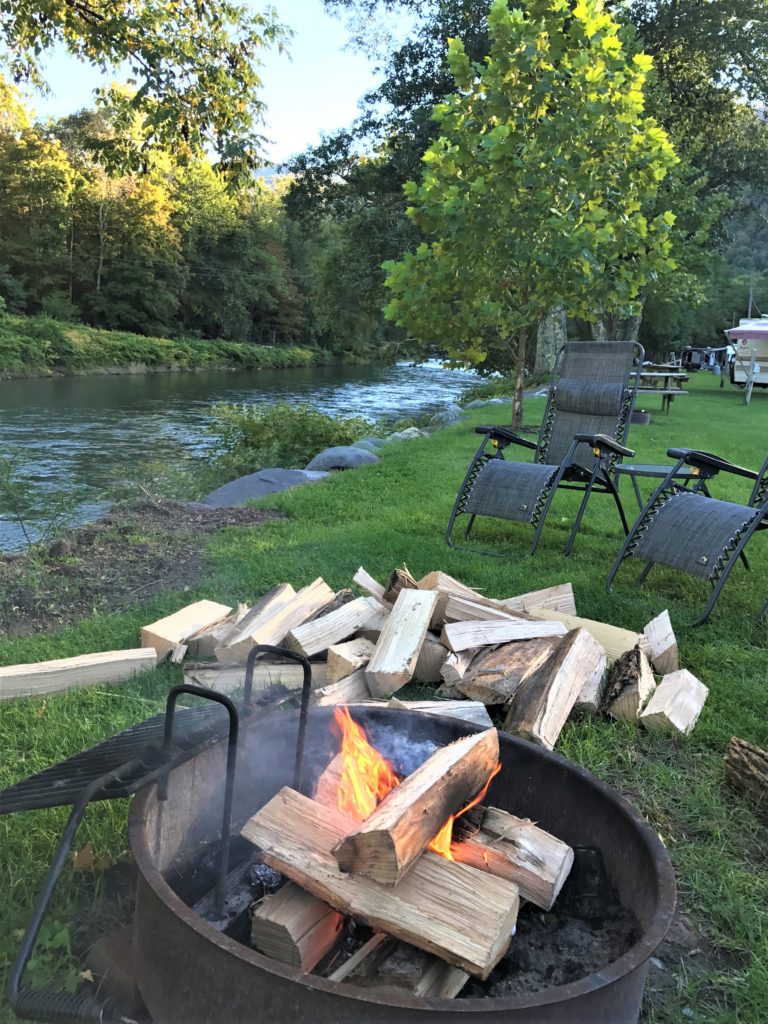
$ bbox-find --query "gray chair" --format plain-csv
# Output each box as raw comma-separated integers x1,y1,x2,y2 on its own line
446,341,643,555
606,448,768,623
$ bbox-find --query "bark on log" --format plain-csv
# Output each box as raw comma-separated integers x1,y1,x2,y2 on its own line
604,645,656,721
456,638,560,705
724,737,768,823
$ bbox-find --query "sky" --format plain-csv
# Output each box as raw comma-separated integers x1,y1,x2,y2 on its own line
21,0,392,164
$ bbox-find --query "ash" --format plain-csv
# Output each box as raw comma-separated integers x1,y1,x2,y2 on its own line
364,722,437,777
460,898,641,998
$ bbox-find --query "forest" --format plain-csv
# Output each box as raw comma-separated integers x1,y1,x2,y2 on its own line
1,0,768,369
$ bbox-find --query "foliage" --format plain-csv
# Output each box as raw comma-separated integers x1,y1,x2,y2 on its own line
0,0,288,179
384,0,678,425
207,401,372,474
0,450,84,546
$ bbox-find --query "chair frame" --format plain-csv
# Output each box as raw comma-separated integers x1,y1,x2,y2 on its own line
606,448,768,623
446,341,644,556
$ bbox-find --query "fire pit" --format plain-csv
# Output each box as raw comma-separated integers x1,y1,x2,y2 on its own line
129,704,675,1023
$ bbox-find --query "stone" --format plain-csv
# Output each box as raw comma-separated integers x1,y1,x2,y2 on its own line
429,403,463,426
201,468,328,508
355,435,386,449
304,446,380,471
461,397,511,409
384,427,428,443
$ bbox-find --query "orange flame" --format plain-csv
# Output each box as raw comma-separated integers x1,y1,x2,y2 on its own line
332,706,399,820
427,762,502,859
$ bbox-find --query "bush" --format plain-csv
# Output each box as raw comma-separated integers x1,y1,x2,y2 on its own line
208,402,371,474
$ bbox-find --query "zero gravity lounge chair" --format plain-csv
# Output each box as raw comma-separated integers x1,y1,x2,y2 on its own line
606,448,768,623
446,340,643,556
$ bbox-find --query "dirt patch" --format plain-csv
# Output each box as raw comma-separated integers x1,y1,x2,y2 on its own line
0,499,282,637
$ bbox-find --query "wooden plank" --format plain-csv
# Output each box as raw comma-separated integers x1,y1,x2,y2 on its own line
142,600,232,661
286,597,380,658
327,638,376,684
241,787,520,978
441,618,567,653
643,610,679,675
639,669,708,735
724,736,768,823
457,638,560,705
365,589,439,698
219,579,335,662
500,583,577,616
503,628,603,749
0,648,157,700
387,698,494,731
528,608,649,663
333,728,499,885
604,645,656,721
185,662,327,695
313,669,371,706
250,882,343,970
414,633,449,683
353,567,391,607
214,584,296,663
453,806,574,910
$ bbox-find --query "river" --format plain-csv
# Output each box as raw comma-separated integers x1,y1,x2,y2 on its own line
0,360,478,551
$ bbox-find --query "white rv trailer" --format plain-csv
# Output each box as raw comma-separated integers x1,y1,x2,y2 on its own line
725,318,768,388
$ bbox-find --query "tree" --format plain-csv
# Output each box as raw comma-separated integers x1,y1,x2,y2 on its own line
383,0,678,427
0,1,287,178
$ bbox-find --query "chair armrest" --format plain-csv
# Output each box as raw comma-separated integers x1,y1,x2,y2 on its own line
666,449,758,480
573,433,635,458
474,425,537,450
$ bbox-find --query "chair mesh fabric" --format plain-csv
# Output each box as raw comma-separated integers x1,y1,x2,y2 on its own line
629,491,763,580
463,459,559,523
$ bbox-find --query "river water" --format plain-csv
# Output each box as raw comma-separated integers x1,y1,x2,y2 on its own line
0,360,478,551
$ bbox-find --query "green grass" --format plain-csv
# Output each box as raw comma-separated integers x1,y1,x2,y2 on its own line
1,372,767,1021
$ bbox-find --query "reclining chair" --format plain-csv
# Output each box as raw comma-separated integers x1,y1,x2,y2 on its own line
606,448,768,623
446,340,642,555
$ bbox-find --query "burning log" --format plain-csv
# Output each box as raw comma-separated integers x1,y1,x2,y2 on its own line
724,736,768,823
440,618,567,653
456,638,561,705
604,645,656,721
286,597,381,658
250,882,343,971
643,610,679,675
639,669,708,735
365,589,439,698
327,638,376,684
142,600,233,662
241,787,520,978
504,628,604,749
332,728,499,885
528,609,650,663
452,806,574,910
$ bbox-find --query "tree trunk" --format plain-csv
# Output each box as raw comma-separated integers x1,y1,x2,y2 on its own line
96,202,107,297
534,307,567,376
512,326,527,430
591,295,645,342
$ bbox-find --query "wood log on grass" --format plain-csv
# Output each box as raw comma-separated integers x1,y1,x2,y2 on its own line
457,637,560,705
365,589,438,698
186,603,249,659
327,638,376,684
214,584,296,663
504,628,603,749
724,737,768,823
332,728,499,885
604,645,656,721
643,610,679,675
639,669,708,734
142,600,232,661
241,787,520,978
250,882,343,970
286,597,381,658
527,608,650,663
0,648,157,700
441,618,567,653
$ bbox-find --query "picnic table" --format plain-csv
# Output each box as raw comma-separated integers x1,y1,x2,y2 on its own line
630,370,689,413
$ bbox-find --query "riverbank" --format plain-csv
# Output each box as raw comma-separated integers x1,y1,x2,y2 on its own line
0,313,381,379
0,375,766,1022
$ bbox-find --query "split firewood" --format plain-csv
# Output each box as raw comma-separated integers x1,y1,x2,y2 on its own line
250,882,343,971
217,579,335,662
314,753,344,808
169,643,188,665
333,728,499,885
639,669,708,735
604,645,656,721
327,638,376,684
724,736,768,823
355,604,390,643
382,565,418,605
643,610,679,675
386,698,494,731
439,649,481,693
241,787,520,978
572,643,608,715
528,609,650,663
441,618,567,653
435,595,522,630
0,648,157,700
186,603,249,660
504,628,603,749
327,933,394,982
185,662,328,696
452,806,574,910
365,589,439,698
414,633,449,683
312,669,371,706
500,583,577,616
286,597,381,658
457,638,561,705
303,588,354,622
142,600,232,661
343,939,469,998
352,567,391,607
214,584,297,663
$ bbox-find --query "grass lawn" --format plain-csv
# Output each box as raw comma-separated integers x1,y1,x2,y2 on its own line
1,371,766,1022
